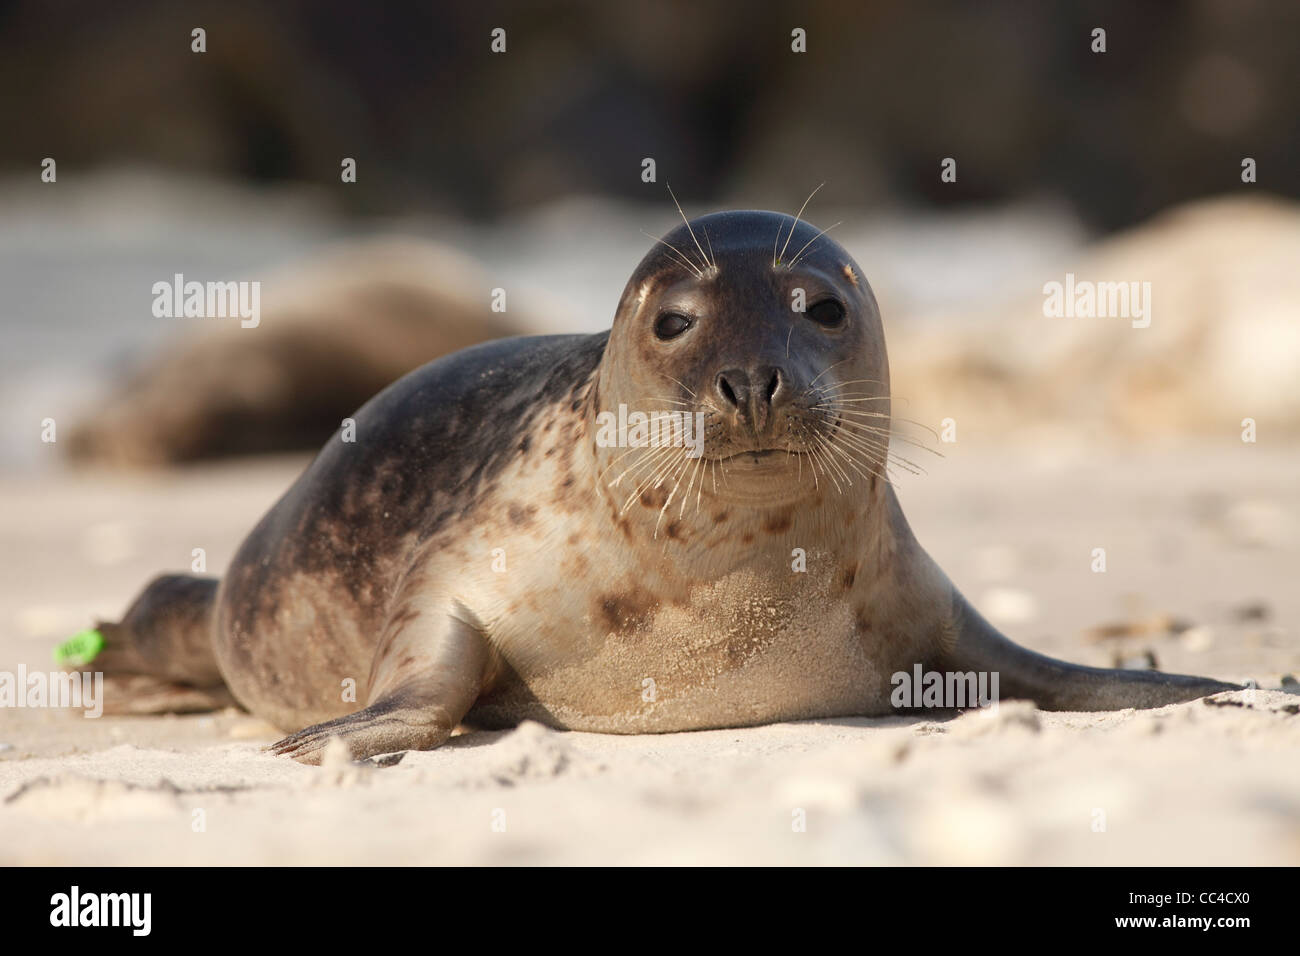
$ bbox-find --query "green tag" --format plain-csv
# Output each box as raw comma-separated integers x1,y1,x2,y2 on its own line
54,628,105,667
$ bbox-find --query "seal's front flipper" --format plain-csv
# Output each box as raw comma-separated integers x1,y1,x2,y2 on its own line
267,608,490,764
938,592,1241,711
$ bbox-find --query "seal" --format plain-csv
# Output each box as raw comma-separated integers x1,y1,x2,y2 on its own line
66,240,521,465
80,210,1239,762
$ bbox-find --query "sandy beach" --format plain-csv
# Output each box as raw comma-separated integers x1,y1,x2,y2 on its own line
3,442,1295,866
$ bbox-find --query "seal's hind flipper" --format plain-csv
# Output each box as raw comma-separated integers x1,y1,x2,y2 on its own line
93,675,238,715
60,573,232,713
938,592,1241,711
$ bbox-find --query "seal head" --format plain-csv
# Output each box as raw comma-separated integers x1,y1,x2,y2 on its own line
596,210,890,511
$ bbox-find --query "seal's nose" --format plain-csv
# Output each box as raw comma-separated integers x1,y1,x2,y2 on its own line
715,365,789,433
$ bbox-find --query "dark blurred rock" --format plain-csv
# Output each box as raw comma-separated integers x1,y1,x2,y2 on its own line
66,241,521,465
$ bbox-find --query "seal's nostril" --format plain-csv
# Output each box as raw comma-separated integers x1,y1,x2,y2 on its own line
716,371,742,409
752,365,787,410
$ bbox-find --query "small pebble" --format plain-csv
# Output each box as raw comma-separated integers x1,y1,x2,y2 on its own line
1223,500,1288,549
980,587,1038,625
1180,626,1214,653
1112,649,1159,670
1230,600,1271,623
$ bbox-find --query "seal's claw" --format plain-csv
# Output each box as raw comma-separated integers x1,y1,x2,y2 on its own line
266,727,333,764
264,702,452,764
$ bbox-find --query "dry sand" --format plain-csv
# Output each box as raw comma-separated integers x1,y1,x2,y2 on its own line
2,442,1296,865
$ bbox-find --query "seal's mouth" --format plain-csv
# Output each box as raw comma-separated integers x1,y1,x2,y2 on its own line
718,448,790,460
709,409,842,463
714,447,806,465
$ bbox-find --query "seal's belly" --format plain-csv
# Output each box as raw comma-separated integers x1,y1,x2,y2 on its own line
467,578,895,733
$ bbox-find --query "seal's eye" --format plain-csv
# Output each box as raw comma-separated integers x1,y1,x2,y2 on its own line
654,311,693,340
807,299,846,328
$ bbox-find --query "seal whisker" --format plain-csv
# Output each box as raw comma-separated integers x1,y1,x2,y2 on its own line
818,422,897,483
828,418,941,459
813,397,894,405
666,184,713,272
691,455,707,519
776,182,825,266
820,390,914,408
659,373,697,397
813,404,891,419
642,442,686,491
829,426,927,479
796,439,817,488
600,416,688,484
806,433,847,492
837,421,930,460
654,450,695,537
813,384,914,406
826,426,889,452
611,441,676,491
674,448,698,522
830,426,924,477
619,449,681,516
811,406,894,425
798,423,826,490
821,433,882,486
787,221,844,269
805,359,853,391
819,415,897,445
821,429,874,486
639,231,703,279
678,452,705,521
598,443,655,484
811,414,890,469
814,407,943,452
792,424,814,487
612,460,669,507
817,378,891,393
772,215,789,268
817,439,852,493
619,438,677,484
605,441,677,489
812,404,901,424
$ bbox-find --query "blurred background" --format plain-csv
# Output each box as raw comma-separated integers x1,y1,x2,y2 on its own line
1,0,1298,469
5,0,1298,222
